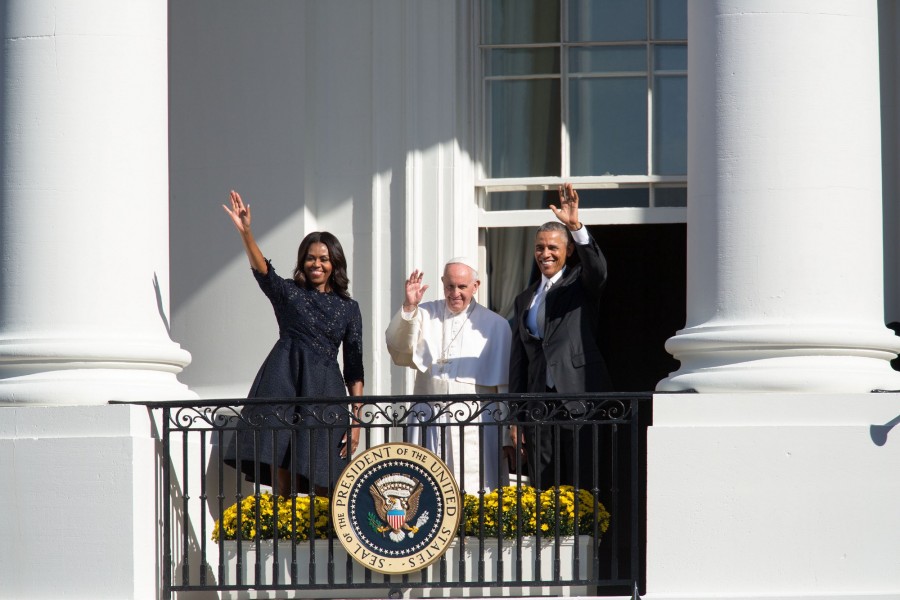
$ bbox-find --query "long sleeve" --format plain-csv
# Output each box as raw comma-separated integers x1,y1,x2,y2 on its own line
574,233,608,303
508,299,529,393
342,300,365,384
385,307,420,368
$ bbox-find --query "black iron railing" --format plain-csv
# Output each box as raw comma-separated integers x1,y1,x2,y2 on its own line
132,392,648,599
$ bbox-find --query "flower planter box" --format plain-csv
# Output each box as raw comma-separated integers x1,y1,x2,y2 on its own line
412,534,595,597
220,535,594,598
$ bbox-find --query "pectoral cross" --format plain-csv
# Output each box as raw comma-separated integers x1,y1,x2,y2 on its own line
438,307,470,377
435,356,451,375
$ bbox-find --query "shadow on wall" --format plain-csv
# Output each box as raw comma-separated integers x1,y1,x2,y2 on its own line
168,2,462,394
871,322,900,446
167,2,314,312
147,408,221,599
870,414,900,446
153,273,170,333
168,2,460,310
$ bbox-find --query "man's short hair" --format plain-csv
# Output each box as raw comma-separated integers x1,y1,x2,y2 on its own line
536,221,573,244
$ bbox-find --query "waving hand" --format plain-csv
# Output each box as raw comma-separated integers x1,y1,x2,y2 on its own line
403,270,429,312
550,183,581,231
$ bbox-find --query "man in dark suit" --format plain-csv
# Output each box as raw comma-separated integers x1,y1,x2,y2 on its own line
509,183,613,489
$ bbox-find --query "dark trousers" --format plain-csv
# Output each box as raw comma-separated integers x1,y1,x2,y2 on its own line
522,393,600,490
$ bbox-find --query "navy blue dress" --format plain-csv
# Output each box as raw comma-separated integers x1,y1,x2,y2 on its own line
225,260,364,491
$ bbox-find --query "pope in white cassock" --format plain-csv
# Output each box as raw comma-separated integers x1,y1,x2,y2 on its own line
385,258,512,492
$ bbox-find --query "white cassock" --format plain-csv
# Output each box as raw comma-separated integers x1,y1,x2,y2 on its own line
385,300,512,492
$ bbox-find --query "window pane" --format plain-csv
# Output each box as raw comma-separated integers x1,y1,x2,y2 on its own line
654,45,686,71
570,77,647,176
577,188,649,208
569,46,646,75
653,75,686,175
483,0,559,44
569,0,646,42
485,190,555,211
653,0,687,40
489,79,561,178
487,48,560,77
655,187,687,207
486,227,533,318
484,187,650,211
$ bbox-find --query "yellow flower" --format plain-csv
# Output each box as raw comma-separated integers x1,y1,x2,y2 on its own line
212,492,335,543
459,485,609,538
213,485,610,543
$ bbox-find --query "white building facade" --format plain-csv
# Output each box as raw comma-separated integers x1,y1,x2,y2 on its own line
1,1,899,599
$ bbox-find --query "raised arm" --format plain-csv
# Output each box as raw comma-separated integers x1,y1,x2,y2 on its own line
553,184,608,297
385,269,429,367
222,190,268,274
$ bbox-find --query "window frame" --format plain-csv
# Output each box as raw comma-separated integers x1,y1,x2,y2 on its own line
475,0,687,229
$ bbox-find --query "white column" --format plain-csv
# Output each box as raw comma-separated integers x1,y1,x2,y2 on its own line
659,0,900,393
0,0,194,403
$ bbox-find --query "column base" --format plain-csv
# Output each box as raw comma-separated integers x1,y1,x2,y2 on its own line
0,338,196,404
659,323,900,392
0,369,197,404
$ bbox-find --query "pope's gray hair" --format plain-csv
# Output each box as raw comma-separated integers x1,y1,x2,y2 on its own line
444,259,478,281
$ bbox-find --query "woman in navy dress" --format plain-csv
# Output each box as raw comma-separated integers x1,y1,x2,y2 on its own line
222,190,364,495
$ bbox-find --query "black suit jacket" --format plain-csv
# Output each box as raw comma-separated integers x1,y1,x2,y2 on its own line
509,232,613,393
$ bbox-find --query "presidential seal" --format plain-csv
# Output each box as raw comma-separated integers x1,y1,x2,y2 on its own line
332,442,461,574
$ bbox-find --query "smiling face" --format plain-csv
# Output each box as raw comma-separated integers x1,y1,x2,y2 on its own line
303,242,333,291
534,229,574,279
442,263,480,314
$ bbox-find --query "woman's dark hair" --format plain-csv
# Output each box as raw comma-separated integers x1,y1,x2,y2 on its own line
293,231,351,299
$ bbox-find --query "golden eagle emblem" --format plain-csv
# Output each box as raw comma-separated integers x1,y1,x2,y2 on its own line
369,474,429,542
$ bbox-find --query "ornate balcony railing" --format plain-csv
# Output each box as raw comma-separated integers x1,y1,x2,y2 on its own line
135,392,648,599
